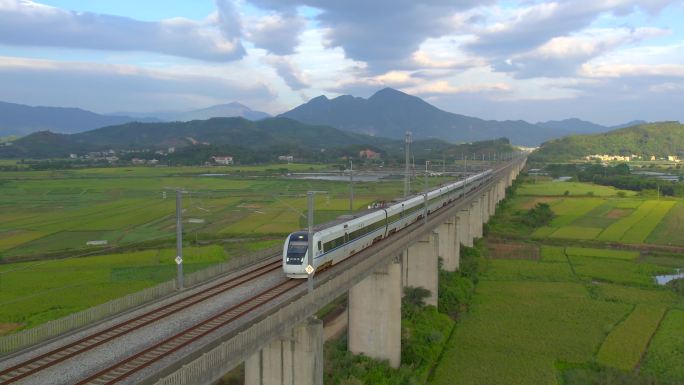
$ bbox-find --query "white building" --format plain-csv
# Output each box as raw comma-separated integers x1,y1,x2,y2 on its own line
212,156,234,165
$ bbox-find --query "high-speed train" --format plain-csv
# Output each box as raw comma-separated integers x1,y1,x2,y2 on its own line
283,169,493,278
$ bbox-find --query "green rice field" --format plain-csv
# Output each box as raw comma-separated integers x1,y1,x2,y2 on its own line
0,164,456,332
432,177,684,384
511,179,682,246
0,245,228,331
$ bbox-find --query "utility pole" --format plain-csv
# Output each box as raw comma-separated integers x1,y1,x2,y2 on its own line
463,154,468,198
307,192,314,293
404,131,412,197
424,161,430,224
349,159,354,213
175,189,184,290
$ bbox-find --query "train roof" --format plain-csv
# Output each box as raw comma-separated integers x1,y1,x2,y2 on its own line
288,168,493,235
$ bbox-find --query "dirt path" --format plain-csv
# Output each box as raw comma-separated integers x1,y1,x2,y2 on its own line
324,309,347,341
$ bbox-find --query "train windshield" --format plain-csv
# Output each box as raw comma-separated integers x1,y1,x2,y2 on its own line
286,232,308,264
287,242,308,257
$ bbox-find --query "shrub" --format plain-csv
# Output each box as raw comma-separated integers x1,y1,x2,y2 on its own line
521,202,555,227
667,278,684,296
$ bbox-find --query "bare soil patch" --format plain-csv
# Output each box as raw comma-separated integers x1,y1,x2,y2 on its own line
487,242,540,260
0,323,23,336
606,208,632,219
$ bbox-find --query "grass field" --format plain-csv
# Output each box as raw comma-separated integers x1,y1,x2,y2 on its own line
432,175,684,384
0,245,228,330
0,164,460,331
645,202,684,246
503,179,681,246
0,236,288,333
597,200,675,243
569,255,673,286
528,198,678,245
517,181,634,197
565,247,639,260
0,166,440,260
596,304,667,371
431,281,631,385
641,310,684,381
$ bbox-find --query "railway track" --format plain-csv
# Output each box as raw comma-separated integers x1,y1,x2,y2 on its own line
0,257,281,385
76,279,301,385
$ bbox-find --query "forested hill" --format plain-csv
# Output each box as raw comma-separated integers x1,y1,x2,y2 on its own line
0,117,389,158
0,116,517,164
532,121,684,162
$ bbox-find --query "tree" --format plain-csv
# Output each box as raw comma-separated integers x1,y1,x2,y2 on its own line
521,203,554,227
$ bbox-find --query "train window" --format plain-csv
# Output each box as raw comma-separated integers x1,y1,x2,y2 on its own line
317,241,321,251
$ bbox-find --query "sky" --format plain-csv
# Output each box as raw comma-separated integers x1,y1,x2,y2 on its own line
0,0,683,125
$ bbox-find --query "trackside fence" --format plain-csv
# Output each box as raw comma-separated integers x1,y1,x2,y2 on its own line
0,246,280,356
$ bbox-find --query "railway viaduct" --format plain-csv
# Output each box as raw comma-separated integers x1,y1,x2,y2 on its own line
0,157,525,385
164,157,525,385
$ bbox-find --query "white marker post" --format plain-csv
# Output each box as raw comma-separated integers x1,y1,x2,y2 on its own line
307,191,314,293
175,189,184,290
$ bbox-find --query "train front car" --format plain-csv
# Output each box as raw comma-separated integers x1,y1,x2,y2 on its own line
283,231,311,278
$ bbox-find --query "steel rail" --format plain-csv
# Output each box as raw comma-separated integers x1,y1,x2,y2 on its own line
0,258,281,385
75,279,301,385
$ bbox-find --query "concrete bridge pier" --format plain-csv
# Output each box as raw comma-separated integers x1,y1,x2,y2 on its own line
458,208,472,248
436,218,459,271
498,180,506,203
402,232,439,306
245,317,323,385
348,257,402,368
488,188,496,218
469,199,483,240
481,191,491,223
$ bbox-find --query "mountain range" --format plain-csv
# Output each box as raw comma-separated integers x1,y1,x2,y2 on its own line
0,116,518,162
1,88,647,146
279,88,642,146
0,101,159,136
152,102,271,122
0,101,270,137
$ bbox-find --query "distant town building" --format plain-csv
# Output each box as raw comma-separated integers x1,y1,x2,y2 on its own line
585,154,632,162
667,155,680,163
650,155,657,161
278,155,294,162
105,156,119,163
69,153,78,159
149,159,159,165
168,147,176,154
212,156,234,165
131,158,146,165
359,149,381,160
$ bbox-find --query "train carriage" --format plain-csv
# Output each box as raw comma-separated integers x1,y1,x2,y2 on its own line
283,169,494,278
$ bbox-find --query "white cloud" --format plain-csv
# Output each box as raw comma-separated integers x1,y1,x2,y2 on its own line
405,81,511,96
0,55,275,112
264,55,310,90
0,0,245,61
245,13,306,55
580,63,684,77
497,27,669,78
466,0,677,58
